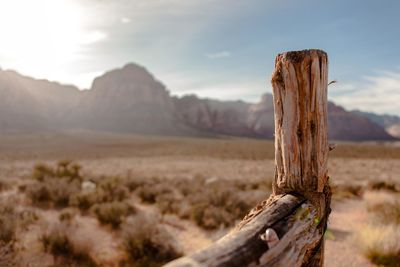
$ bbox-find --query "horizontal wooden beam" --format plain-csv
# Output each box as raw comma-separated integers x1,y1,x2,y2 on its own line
163,194,318,267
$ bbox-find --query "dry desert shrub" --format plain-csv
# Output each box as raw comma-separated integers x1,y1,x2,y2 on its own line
332,180,400,201
0,178,10,192
90,201,135,228
27,161,83,208
41,222,97,267
26,162,130,213
0,204,17,244
132,175,271,230
132,176,173,204
94,176,130,202
0,241,16,267
59,208,79,223
355,224,400,267
69,176,129,211
0,200,39,267
331,183,364,200
366,192,400,225
16,209,39,230
27,162,136,231
27,177,81,208
0,200,38,243
122,214,182,267
368,180,400,193
356,191,400,266
368,200,400,225
188,185,253,229
32,160,83,183
124,176,149,192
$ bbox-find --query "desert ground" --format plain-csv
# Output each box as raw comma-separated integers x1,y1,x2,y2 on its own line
0,132,399,267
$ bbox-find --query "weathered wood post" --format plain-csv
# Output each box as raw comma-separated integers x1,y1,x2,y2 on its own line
270,49,331,266
164,49,331,267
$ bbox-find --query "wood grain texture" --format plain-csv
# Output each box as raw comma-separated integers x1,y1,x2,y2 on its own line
271,49,331,266
258,203,321,267
271,49,329,196
164,194,305,267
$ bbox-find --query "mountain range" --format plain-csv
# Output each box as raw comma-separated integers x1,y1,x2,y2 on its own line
0,63,398,141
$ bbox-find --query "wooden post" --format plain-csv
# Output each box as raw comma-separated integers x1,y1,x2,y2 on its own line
271,49,331,266
164,49,331,267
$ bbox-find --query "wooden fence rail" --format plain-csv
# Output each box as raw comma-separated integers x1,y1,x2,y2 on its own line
164,49,332,267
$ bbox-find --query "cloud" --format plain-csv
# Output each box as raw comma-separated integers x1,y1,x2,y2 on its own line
330,70,400,115
175,83,264,102
159,71,266,102
206,51,231,59
81,30,108,44
120,17,131,24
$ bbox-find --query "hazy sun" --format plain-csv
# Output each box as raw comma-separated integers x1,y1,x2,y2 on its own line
0,0,105,84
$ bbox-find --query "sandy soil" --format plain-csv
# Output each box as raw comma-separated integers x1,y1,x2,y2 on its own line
325,199,374,267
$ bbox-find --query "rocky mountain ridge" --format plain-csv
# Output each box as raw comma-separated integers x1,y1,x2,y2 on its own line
352,110,400,138
0,63,396,141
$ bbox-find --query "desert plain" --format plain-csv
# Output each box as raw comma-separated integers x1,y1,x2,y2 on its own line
0,132,399,267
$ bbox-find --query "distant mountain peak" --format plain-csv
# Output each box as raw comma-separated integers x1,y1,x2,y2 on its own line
260,93,273,101
90,62,162,94
122,62,147,71
115,63,155,79
119,62,151,74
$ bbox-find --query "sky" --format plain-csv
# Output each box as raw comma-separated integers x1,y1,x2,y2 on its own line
0,0,399,115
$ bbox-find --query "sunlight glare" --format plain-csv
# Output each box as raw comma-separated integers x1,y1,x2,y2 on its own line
0,0,101,84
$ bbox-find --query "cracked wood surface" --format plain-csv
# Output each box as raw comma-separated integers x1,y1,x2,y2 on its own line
270,49,331,267
271,49,329,197
164,194,305,267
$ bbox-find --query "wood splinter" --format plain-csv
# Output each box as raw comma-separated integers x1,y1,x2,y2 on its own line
329,143,336,151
